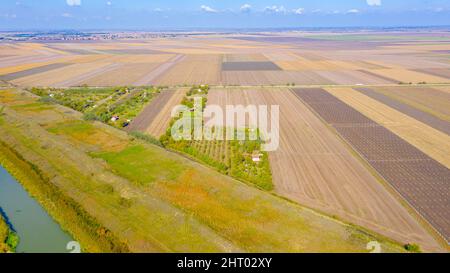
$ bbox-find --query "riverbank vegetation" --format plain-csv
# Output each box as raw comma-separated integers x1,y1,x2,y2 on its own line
0,213,18,253
0,141,129,253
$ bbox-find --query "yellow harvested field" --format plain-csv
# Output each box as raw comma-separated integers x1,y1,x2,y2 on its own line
207,87,439,251
315,70,393,85
264,52,300,62
155,55,222,85
0,56,75,75
82,63,161,86
373,87,450,122
345,60,389,70
11,62,111,87
221,71,324,85
223,54,268,62
325,87,450,169
0,62,54,75
276,58,358,71
110,54,176,63
1,36,449,87
434,86,450,94
386,44,450,51
70,55,113,63
162,48,226,55
369,69,449,83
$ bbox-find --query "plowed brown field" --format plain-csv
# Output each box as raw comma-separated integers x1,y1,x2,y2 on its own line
207,87,440,251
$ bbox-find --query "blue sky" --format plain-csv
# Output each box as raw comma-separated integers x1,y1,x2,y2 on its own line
1,0,450,30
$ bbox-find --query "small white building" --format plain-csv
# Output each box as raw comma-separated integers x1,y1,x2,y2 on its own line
252,151,263,163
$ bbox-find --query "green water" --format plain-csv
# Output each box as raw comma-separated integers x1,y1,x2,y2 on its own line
0,165,74,253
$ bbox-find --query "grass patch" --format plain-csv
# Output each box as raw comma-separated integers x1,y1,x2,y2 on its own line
47,120,128,152
92,145,185,186
11,102,53,112
0,214,18,253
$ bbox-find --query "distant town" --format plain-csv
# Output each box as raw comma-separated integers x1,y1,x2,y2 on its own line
1,26,449,42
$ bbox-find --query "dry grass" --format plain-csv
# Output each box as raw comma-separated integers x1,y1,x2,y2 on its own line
11,62,111,87
82,63,161,87
368,69,449,83
155,55,222,85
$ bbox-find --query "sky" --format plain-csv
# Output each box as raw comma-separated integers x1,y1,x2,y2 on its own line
1,0,450,30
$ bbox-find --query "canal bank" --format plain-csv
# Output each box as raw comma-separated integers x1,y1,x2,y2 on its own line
0,165,73,253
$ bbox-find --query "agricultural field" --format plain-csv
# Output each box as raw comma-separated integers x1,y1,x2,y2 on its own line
354,87,450,135
363,86,450,123
0,31,449,87
325,87,450,169
1,31,449,254
127,87,188,137
162,134,273,190
0,87,409,253
293,88,450,245
207,87,443,251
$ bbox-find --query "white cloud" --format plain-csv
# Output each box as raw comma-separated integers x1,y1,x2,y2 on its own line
66,0,81,6
347,9,360,14
240,4,252,13
154,8,163,12
106,1,112,6
264,5,286,14
366,0,381,6
293,8,304,15
201,5,218,13
61,12,73,18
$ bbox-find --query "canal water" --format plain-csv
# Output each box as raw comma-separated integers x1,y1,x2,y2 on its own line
0,165,74,253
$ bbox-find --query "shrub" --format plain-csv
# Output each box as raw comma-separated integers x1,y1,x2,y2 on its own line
38,96,58,104
404,243,421,253
83,112,100,121
130,131,163,147
5,232,19,251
